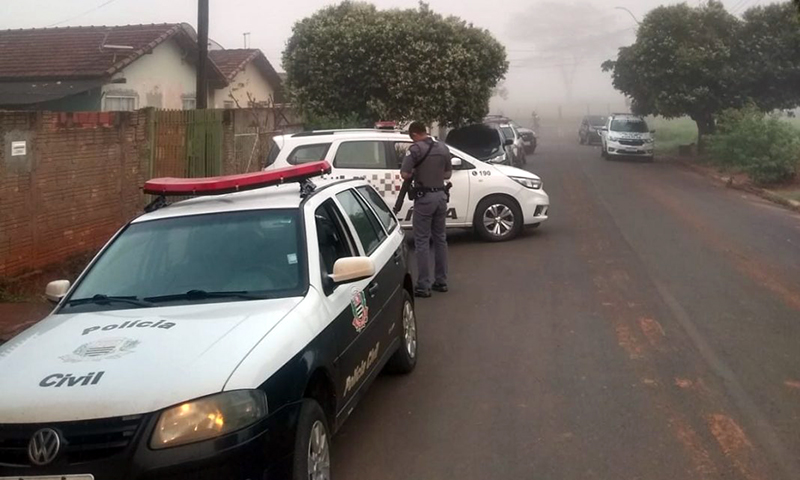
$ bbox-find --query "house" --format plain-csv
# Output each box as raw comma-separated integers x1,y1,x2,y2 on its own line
209,49,283,109
0,23,227,111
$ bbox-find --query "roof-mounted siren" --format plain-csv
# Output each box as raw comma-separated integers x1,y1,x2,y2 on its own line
142,161,332,212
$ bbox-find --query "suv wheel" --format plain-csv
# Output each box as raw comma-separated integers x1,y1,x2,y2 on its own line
474,196,523,242
293,400,331,480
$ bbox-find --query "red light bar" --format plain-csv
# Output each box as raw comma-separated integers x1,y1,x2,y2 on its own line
143,161,331,196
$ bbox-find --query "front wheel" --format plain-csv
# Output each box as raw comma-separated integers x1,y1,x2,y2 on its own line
293,400,331,480
473,196,523,242
385,291,417,374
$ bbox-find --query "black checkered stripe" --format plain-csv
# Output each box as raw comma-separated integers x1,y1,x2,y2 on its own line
331,173,402,197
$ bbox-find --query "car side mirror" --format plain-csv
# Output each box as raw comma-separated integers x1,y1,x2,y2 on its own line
598,127,608,132
504,138,514,147
650,129,656,134
451,157,463,168
330,257,375,285
45,280,70,304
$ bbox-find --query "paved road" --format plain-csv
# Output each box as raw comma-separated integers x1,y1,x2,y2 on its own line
333,137,800,480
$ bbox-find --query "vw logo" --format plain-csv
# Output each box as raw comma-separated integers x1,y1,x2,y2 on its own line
28,428,61,466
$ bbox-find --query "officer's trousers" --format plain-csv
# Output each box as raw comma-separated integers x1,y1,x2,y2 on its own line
412,191,448,290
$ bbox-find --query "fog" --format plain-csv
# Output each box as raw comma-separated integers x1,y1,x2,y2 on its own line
1,0,757,121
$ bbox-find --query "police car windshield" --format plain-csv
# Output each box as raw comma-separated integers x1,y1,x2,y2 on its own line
610,119,649,133
63,209,305,313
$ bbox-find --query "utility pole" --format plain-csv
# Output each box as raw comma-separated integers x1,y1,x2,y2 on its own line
196,0,209,109
243,32,250,49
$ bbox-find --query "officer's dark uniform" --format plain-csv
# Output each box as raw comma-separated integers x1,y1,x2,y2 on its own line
400,137,452,292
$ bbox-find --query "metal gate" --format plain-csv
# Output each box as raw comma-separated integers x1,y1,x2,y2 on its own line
150,109,223,178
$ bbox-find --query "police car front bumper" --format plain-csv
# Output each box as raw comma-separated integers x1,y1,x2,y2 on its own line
518,188,549,226
605,140,654,157
0,403,302,480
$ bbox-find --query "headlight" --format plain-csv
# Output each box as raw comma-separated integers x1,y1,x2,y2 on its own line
510,176,542,190
150,390,268,449
644,138,655,143
608,135,621,142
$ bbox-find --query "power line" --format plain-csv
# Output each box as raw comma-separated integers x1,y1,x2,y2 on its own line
46,0,123,27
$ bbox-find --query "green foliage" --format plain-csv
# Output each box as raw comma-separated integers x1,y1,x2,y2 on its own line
602,1,800,150
602,2,741,135
709,106,800,184
737,3,800,112
650,117,698,154
283,1,508,126
302,111,363,130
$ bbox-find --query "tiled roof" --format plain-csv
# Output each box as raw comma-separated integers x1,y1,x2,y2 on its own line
209,49,283,95
0,23,207,81
209,49,259,80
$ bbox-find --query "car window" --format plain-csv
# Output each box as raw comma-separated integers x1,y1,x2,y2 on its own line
264,139,281,167
501,126,515,140
287,143,331,165
334,141,389,169
393,142,413,168
315,200,354,281
357,185,397,233
336,189,386,255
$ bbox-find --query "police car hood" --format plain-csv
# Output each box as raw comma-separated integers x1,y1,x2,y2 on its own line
0,298,302,423
492,164,541,181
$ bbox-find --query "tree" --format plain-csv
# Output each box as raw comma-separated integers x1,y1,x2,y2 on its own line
283,1,508,126
737,2,800,113
602,1,742,149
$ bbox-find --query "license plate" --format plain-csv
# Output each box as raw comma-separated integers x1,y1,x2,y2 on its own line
0,476,93,480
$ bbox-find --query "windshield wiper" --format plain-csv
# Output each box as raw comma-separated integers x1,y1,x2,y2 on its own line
67,294,153,308
144,290,269,303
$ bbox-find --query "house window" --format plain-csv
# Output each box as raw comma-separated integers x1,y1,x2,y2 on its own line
223,100,234,109
182,97,196,110
103,95,137,111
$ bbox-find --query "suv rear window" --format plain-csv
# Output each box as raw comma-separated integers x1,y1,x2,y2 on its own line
287,143,331,165
334,141,389,169
264,139,281,167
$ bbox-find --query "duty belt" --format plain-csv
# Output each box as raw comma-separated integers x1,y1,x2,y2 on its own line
418,186,445,193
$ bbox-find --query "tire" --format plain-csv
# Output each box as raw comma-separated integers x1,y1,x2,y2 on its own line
473,195,523,242
293,399,331,480
385,290,417,374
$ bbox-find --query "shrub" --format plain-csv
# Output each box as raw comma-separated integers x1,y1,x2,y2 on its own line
709,106,800,184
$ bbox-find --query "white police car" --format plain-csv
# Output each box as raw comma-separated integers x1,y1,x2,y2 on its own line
265,129,550,242
0,162,417,480
598,114,656,160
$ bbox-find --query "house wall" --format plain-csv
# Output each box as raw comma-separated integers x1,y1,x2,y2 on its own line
214,63,275,108
105,38,197,110
0,107,302,277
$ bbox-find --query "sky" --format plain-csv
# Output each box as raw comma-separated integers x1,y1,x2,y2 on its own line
0,0,770,119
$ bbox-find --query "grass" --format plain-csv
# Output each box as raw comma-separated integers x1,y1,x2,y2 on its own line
649,117,698,155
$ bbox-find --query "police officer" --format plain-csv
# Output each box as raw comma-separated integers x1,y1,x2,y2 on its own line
400,122,452,298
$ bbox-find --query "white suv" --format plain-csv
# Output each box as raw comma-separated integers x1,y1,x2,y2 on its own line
598,114,655,161
265,129,550,242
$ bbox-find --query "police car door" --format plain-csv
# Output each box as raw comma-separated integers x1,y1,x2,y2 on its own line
391,141,471,227
330,188,399,412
